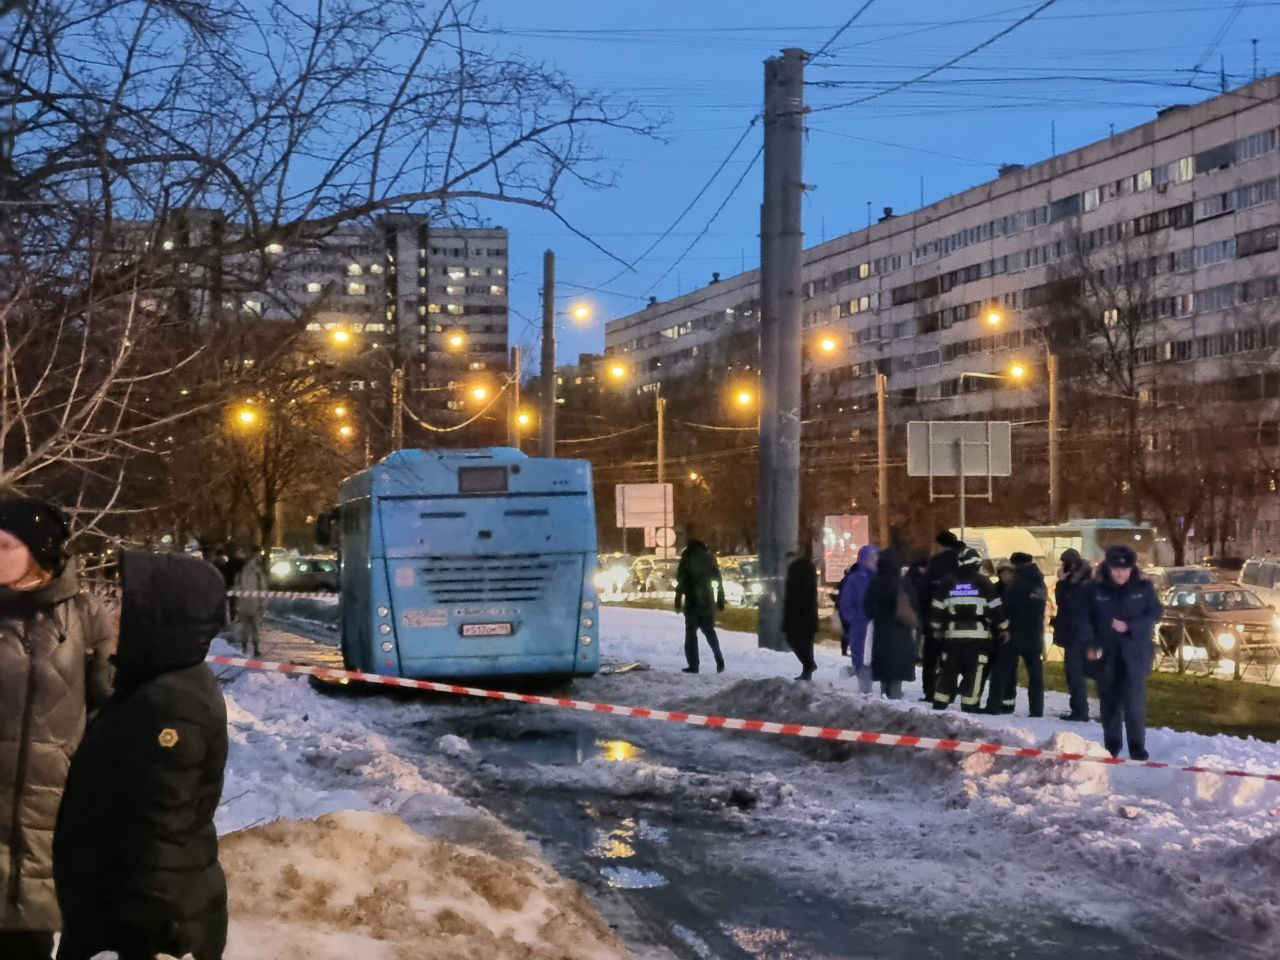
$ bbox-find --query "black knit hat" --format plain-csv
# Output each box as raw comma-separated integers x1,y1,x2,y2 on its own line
1104,544,1138,569
1010,551,1034,566
936,530,961,549
0,498,72,575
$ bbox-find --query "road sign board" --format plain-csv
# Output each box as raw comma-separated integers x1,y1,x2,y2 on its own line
655,526,677,548
906,421,1012,478
616,483,673,529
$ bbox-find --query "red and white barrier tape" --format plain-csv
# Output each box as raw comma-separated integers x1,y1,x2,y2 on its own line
207,653,1280,784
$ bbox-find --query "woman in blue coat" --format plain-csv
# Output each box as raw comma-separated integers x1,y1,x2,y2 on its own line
1082,545,1162,761
837,544,878,693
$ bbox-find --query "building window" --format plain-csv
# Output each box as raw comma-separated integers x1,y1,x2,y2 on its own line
469,267,484,277
243,300,263,314
446,285,464,295
369,263,384,274
346,282,366,296
447,304,464,315
489,285,505,296
264,242,284,255
306,281,322,294
448,266,466,279
468,361,486,370
427,303,441,313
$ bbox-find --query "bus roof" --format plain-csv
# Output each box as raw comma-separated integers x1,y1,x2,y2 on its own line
338,448,592,503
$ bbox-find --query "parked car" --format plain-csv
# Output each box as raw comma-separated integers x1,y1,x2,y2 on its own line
268,555,339,592
1239,557,1280,608
593,554,635,597
721,556,764,607
1150,566,1218,591
1158,583,1280,663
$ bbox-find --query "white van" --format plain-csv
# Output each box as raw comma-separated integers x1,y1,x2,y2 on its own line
1238,558,1280,607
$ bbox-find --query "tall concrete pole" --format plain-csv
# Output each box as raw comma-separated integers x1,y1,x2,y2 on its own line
539,250,556,457
656,392,666,485
509,345,521,448
876,373,889,546
1048,351,1060,521
390,367,405,451
757,48,806,652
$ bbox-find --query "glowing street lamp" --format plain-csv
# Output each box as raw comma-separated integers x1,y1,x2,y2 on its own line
1008,362,1028,381
985,309,1004,327
446,332,466,351
516,410,533,428
333,404,348,418
818,335,839,355
689,471,700,482
329,328,352,347
607,362,629,382
470,385,489,403
734,388,755,409
570,303,592,324
337,423,355,439
233,405,260,428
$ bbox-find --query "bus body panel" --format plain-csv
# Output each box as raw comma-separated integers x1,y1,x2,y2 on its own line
336,448,599,680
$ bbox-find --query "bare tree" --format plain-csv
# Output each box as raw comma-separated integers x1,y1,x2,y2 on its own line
1,0,652,536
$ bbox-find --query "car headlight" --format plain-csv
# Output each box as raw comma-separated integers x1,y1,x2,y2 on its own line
270,561,291,577
1271,616,1280,631
749,582,764,595
1216,632,1237,651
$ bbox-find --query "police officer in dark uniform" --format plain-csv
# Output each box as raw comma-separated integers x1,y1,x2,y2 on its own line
985,551,1047,716
1082,545,1162,761
918,531,965,701
929,547,1008,713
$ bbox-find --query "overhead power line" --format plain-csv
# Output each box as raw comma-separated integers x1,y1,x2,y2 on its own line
812,1,878,60
809,0,1062,114
1190,0,1247,76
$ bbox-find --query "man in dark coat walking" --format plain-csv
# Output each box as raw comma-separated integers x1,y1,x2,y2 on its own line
985,552,1047,716
1053,548,1094,721
55,551,229,960
674,540,725,674
1080,545,1162,761
783,550,820,681
919,530,964,701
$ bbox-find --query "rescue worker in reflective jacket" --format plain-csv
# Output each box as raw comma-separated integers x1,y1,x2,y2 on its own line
929,547,1008,713
1080,545,1162,761
985,552,1047,716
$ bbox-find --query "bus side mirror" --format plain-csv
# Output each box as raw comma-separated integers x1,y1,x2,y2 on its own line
315,509,338,548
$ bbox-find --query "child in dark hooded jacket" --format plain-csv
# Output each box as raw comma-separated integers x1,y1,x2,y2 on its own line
54,550,228,960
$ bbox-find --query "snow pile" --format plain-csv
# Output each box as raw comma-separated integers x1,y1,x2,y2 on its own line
220,811,627,959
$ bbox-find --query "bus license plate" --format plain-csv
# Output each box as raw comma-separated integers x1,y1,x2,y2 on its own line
461,622,513,637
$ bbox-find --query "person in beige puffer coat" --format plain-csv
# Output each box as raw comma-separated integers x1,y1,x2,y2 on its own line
0,498,115,960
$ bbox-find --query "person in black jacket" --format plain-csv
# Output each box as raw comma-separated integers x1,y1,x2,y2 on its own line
1053,548,1094,721
782,550,820,681
863,549,917,699
674,540,725,674
929,547,1008,712
984,552,1047,716
918,531,964,701
54,551,228,960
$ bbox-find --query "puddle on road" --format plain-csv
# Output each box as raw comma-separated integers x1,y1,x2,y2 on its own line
462,725,646,768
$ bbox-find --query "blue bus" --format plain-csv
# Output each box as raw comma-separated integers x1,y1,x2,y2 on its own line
323,448,600,681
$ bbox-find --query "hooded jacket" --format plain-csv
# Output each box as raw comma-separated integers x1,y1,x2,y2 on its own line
863,550,918,683
837,545,878,666
0,566,114,931
782,555,819,640
674,541,723,619
1003,562,1049,654
1052,553,1093,648
54,551,228,960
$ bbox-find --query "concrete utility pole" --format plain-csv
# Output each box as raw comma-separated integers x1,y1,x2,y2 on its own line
539,250,556,457
757,47,806,652
1048,351,1060,521
656,392,667,485
509,345,521,448
876,373,889,546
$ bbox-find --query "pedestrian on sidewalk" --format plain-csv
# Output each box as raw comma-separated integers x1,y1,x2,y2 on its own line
929,547,1007,713
232,548,267,657
55,550,229,960
863,549,918,699
674,540,725,674
1081,545,1162,761
783,549,820,681
837,544,878,693
1053,548,1094,721
985,552,1047,716
0,498,116,960
919,530,965,702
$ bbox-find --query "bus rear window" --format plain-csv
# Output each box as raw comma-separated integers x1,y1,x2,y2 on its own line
458,466,507,494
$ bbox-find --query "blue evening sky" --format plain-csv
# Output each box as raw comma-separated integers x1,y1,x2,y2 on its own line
469,1,1280,366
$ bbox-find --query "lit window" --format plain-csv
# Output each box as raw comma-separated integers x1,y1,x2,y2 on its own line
365,323,386,332
243,300,263,314
369,263,384,274
347,263,363,276
446,285,464,295
448,267,466,279
306,281,322,294
493,267,506,277
265,242,284,255
428,304,441,314
347,282,366,295
305,322,321,331
447,304,464,315
469,361,486,370
161,239,175,251
469,267,483,277
489,285,505,295
858,262,870,279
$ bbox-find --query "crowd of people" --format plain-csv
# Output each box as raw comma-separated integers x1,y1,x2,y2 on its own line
0,497,228,960
673,529,1163,762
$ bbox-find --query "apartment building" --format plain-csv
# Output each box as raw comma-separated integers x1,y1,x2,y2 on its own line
604,75,1280,549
